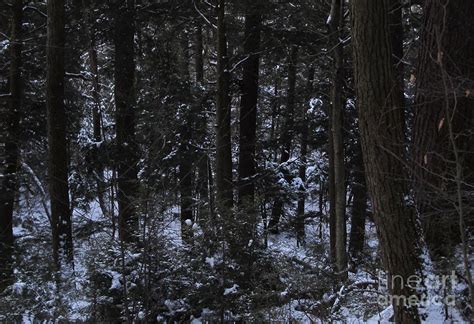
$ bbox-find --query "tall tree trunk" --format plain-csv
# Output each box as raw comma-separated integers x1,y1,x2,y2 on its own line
351,0,421,322
237,5,261,245
268,45,298,234
0,0,22,289
215,0,233,215
348,142,367,257
413,0,474,257
178,33,194,243
413,0,474,313
47,0,73,266
82,0,107,219
115,0,138,243
328,121,336,261
328,0,347,278
194,23,210,223
296,66,314,246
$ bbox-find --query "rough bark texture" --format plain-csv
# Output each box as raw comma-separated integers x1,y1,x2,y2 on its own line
237,7,261,246
351,0,421,322
0,0,22,289
413,0,474,257
215,0,233,214
115,0,139,243
268,45,298,234
328,0,347,278
47,0,73,265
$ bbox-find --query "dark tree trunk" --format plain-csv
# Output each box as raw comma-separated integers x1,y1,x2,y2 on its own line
237,6,261,245
195,23,204,85
328,124,336,262
413,0,474,258
351,0,421,322
178,34,194,243
348,143,367,257
268,45,298,234
47,0,73,266
0,0,22,289
83,0,107,219
296,66,314,246
194,22,211,223
215,0,233,214
114,0,139,243
328,0,347,278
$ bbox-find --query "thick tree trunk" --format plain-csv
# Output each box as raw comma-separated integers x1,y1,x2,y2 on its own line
215,0,233,215
47,0,73,266
237,6,261,245
268,45,298,234
328,0,347,278
0,0,22,289
115,0,139,243
413,0,474,257
351,0,421,322
296,66,314,246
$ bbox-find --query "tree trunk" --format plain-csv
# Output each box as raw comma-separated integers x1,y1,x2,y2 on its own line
268,45,298,234
413,0,474,257
328,0,347,279
351,0,421,322
194,22,211,224
237,6,261,245
296,66,314,246
115,0,139,243
47,0,73,266
0,0,22,289
348,143,367,257
83,0,107,219
215,0,233,215
178,33,194,243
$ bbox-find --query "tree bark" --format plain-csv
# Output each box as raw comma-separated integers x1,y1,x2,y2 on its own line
215,0,233,215
115,0,139,243
194,23,211,223
351,0,421,322
47,0,73,266
328,0,347,279
82,0,107,219
0,0,22,289
413,0,474,257
178,33,194,243
237,6,261,245
268,45,298,234
348,143,367,257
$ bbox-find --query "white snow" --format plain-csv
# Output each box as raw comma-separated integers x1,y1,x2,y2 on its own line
223,284,239,296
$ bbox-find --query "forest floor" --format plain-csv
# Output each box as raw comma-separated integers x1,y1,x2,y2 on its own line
1,193,471,323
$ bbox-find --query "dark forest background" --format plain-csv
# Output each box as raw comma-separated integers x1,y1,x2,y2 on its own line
0,0,473,322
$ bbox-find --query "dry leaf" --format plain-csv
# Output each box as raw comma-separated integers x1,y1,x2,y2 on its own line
409,74,416,83
438,117,445,131
465,89,471,97
424,154,428,165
